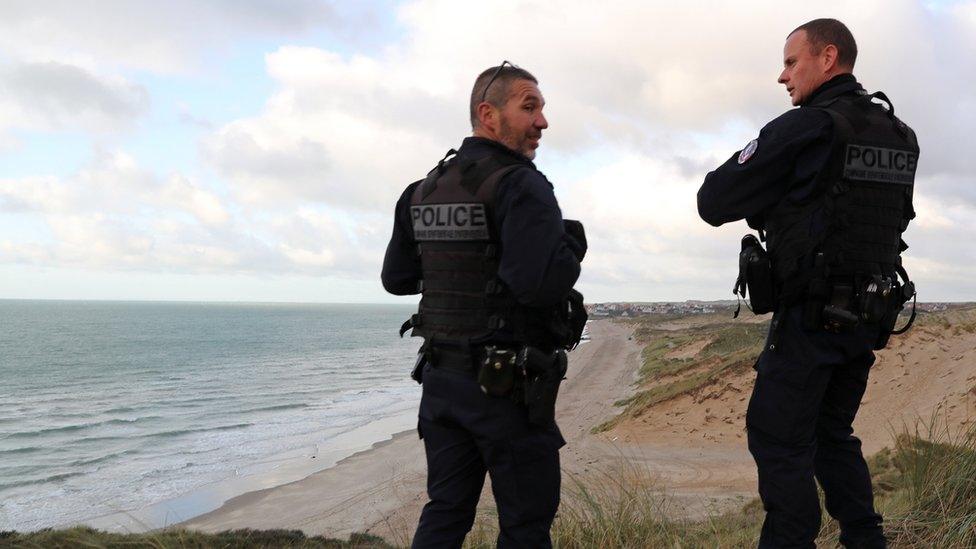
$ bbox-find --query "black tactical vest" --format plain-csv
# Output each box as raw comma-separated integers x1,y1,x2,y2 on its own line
764,90,919,303
404,150,524,344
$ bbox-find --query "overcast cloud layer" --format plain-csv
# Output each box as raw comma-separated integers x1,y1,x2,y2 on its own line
1,0,974,302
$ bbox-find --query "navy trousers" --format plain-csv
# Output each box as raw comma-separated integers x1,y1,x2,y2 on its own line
747,305,886,548
411,362,564,549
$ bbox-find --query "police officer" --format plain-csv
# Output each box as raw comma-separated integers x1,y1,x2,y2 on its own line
698,19,919,549
381,62,586,548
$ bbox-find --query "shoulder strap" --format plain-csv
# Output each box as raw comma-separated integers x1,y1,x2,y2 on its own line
420,148,458,199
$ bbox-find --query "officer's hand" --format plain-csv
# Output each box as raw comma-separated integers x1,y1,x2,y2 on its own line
563,219,587,262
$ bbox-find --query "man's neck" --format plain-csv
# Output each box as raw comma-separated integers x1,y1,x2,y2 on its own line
472,127,498,141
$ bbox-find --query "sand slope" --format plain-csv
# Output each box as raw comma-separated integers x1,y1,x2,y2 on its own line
606,307,976,514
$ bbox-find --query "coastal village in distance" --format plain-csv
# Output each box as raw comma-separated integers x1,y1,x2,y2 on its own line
586,300,955,318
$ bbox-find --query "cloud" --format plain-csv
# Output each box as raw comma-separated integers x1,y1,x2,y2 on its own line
2,0,975,301
0,61,148,134
0,0,339,74
203,46,456,209
0,148,381,278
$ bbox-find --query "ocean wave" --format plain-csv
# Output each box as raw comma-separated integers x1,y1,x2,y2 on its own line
241,403,309,414
0,470,85,491
165,395,234,407
0,445,44,456
2,423,89,439
67,448,140,468
148,422,254,439
68,434,132,446
2,415,165,440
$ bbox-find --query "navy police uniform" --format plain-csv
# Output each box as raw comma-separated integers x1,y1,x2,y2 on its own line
698,74,918,549
382,136,584,548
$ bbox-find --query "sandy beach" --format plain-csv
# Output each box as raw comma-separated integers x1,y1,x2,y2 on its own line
183,310,976,542
183,319,645,542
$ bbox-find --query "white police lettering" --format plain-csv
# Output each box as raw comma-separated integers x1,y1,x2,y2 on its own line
844,144,917,185
411,203,489,241
738,139,758,164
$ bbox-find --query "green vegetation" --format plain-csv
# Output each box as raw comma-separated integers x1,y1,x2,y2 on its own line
0,528,391,548
913,304,976,336
871,424,976,547
459,421,976,548
595,317,768,432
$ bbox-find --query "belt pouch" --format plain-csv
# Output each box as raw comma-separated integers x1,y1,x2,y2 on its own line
520,347,568,427
478,346,517,396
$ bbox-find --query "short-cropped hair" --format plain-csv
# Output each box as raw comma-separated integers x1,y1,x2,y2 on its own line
791,18,857,69
469,65,538,128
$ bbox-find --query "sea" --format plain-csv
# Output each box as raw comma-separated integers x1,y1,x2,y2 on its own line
0,300,422,532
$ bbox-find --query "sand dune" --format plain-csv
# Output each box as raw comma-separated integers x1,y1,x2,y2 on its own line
606,306,976,515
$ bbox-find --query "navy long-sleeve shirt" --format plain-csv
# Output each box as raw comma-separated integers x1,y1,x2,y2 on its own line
381,137,583,308
698,74,863,230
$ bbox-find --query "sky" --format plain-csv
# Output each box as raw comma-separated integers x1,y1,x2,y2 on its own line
1,0,973,304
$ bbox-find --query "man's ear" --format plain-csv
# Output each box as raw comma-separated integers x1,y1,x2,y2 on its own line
821,44,839,72
476,102,497,131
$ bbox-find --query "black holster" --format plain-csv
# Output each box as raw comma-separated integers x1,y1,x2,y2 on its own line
875,269,916,350
734,234,775,315
518,347,567,427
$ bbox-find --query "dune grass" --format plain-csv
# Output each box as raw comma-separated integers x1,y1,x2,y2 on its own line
0,528,391,548
594,319,768,433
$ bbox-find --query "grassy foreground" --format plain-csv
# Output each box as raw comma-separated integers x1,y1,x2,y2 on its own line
460,421,976,548
0,529,392,548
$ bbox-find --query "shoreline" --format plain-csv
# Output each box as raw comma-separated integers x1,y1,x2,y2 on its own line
79,410,420,534
179,428,419,528
180,319,646,541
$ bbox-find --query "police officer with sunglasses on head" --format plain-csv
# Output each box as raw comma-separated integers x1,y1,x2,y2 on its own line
382,62,587,549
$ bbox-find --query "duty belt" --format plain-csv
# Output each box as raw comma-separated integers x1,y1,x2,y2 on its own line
427,343,519,374
429,345,478,373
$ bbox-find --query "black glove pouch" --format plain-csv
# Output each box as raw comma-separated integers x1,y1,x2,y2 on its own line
519,347,568,427
478,346,517,396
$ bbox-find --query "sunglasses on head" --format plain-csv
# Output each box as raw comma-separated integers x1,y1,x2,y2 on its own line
480,60,521,103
